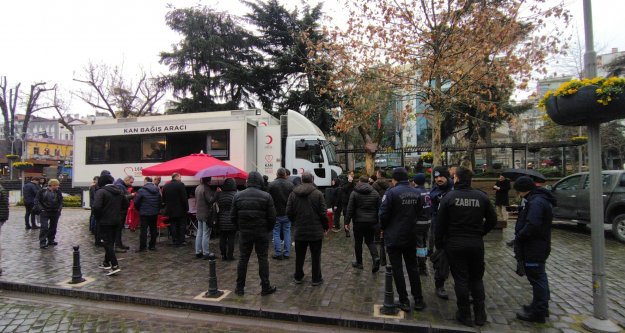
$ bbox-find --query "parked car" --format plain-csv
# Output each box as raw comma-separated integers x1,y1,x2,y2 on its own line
548,170,625,243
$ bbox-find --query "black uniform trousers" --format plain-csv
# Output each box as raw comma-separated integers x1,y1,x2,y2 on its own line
353,224,379,265
294,239,323,283
387,246,423,301
139,215,158,250
236,232,270,290
446,238,486,317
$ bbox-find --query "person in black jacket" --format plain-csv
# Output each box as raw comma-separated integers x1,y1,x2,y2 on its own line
379,167,426,312
231,171,277,296
436,167,497,327
34,179,63,249
0,182,9,276
513,176,556,324
134,176,162,252
345,175,380,272
23,177,41,229
92,174,126,275
287,171,328,286
89,176,99,240
113,176,135,251
268,168,294,260
333,171,354,234
493,175,511,223
428,166,453,300
162,173,189,247
216,178,237,260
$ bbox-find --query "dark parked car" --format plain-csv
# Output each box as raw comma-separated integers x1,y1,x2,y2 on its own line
548,170,625,243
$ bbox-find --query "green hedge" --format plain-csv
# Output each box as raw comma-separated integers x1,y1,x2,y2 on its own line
16,195,82,208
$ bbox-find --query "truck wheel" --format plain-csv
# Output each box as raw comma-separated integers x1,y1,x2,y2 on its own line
612,214,625,243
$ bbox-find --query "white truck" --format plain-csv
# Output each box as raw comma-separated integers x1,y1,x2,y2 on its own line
72,109,342,191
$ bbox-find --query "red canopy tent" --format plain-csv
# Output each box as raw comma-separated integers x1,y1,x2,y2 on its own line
141,153,247,179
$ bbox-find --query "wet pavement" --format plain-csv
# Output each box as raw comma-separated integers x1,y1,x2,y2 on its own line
1,207,624,332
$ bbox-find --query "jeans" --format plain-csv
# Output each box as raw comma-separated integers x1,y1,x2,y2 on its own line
387,246,423,301
220,230,236,259
236,231,271,290
195,220,211,255
100,224,118,267
272,216,291,256
353,224,378,264
139,215,158,250
525,263,550,315
24,203,37,228
446,239,486,316
294,239,323,283
39,212,60,247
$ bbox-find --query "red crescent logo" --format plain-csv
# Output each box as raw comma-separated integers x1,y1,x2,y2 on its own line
266,135,273,144
260,121,268,127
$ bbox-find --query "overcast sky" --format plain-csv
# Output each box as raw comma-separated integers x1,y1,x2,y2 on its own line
0,0,623,116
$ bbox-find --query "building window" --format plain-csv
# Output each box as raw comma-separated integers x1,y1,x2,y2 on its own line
33,147,40,155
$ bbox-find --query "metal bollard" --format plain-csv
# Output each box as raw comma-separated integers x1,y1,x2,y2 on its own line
204,253,224,298
380,265,398,315
69,246,86,284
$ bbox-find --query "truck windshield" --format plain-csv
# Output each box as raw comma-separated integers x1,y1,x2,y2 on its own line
323,141,339,166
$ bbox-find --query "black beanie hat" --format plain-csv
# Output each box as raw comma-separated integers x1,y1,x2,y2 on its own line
513,176,536,192
432,166,450,178
392,167,409,181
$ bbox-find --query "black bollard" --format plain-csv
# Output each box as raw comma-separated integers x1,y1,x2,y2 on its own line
69,246,86,284
204,253,224,298
380,265,399,315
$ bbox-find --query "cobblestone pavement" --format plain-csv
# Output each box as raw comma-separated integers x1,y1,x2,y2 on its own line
1,207,624,332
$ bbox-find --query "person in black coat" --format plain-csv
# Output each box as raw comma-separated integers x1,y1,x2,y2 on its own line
162,173,189,246
493,175,511,222
113,176,135,251
333,171,354,234
268,168,294,260
0,182,9,276
216,178,237,260
92,174,127,275
345,175,380,273
23,177,41,229
231,171,277,296
513,176,556,324
134,176,162,251
34,179,63,249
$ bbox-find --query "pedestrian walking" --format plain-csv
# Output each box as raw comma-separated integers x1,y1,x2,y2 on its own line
133,176,162,252
113,176,135,251
493,175,511,223
268,168,294,260
194,177,216,259
92,174,126,275
379,167,426,312
344,175,380,273
215,178,237,261
428,166,453,300
23,177,41,229
231,171,277,296
0,182,9,276
435,166,497,327
287,171,329,286
162,173,189,247
412,173,432,275
34,179,63,249
513,176,556,324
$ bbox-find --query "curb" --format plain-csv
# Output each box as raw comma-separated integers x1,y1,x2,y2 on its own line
0,281,474,333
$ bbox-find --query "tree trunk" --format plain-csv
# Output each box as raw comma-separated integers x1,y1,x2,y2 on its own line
365,152,376,176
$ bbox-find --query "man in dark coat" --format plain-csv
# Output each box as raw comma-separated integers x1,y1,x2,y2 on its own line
345,175,380,272
436,166,497,327
333,171,354,234
493,175,511,223
133,176,162,252
0,182,9,276
287,171,328,286
379,167,426,312
162,173,189,246
428,166,453,300
231,171,277,296
35,179,63,249
113,175,135,251
268,168,294,260
513,176,556,324
92,174,126,275
216,178,237,260
23,177,41,229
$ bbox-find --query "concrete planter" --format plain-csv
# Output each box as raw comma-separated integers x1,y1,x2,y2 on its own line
545,85,625,126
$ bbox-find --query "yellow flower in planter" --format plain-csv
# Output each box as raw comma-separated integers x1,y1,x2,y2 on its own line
539,77,625,108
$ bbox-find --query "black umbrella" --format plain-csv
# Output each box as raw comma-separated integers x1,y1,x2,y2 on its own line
502,168,547,182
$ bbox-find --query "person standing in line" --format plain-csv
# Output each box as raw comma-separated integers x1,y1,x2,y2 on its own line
513,176,556,324
113,175,135,251
333,170,354,234
162,173,189,247
216,178,237,261
34,179,63,249
23,177,41,229
231,171,277,296
344,175,380,273
133,176,162,252
379,167,426,313
268,168,294,260
412,173,432,275
428,166,453,300
92,174,126,276
435,166,497,327
0,182,9,276
287,171,328,286
493,174,511,223
89,176,99,239
194,177,216,259
371,169,390,197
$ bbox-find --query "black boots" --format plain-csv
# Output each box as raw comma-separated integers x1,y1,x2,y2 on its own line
516,309,547,323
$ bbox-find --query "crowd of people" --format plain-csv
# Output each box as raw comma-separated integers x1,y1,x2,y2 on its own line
0,164,555,327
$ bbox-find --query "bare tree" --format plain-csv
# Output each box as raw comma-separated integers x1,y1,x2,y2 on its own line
73,63,166,118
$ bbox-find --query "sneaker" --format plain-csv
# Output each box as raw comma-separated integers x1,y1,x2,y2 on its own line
98,263,112,270
234,288,244,296
293,274,304,284
195,253,203,259
261,286,277,296
272,254,283,260
413,297,427,311
106,266,121,276
311,279,324,286
436,287,449,300
32,225,40,229
398,299,411,312
331,228,340,233
283,255,290,260
49,241,58,246
25,226,32,230
40,244,48,249
351,262,364,269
